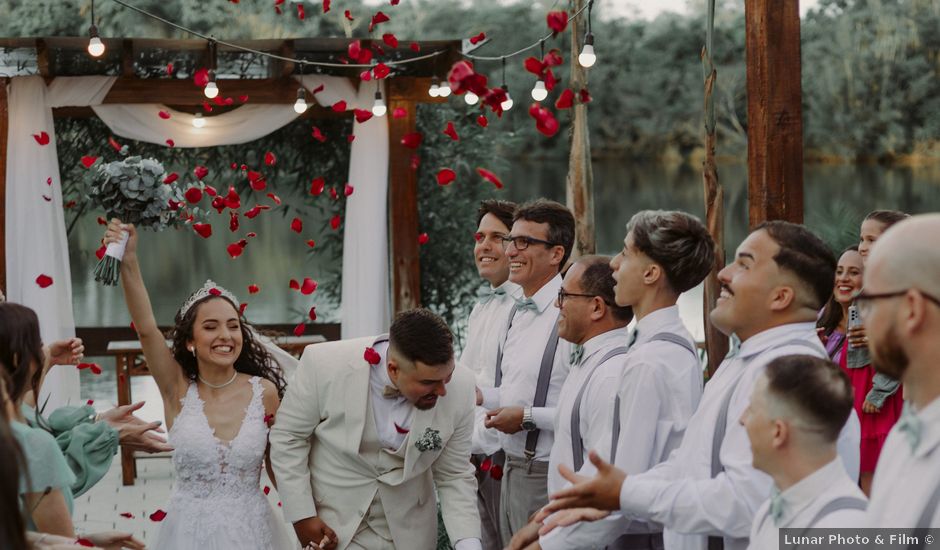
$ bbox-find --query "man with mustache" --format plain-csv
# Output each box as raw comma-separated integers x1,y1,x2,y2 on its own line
539,221,861,550
861,214,940,528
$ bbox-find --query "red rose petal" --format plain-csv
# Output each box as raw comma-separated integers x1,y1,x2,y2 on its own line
311,126,327,142
89,363,102,375
490,464,504,480
163,172,179,184
308,306,317,321
165,138,175,147
301,278,317,295
203,101,213,113
447,60,488,96
418,232,430,245
95,244,107,260
46,177,52,185
344,9,354,21
76,538,94,547
369,11,390,33
289,279,300,290
229,211,239,232
97,216,107,225
166,62,174,75
209,288,222,297
360,70,372,82
290,218,303,233
401,131,423,149
33,131,50,145
476,167,504,189
383,33,399,48
329,187,339,201
193,165,209,180
410,42,420,52
332,100,347,112
469,32,486,45
410,154,420,171
264,151,277,166
247,232,257,238
524,56,545,76
119,512,134,518
204,185,218,197
149,509,167,522
297,3,305,19
35,274,53,288
528,103,560,137
263,485,271,495
184,187,203,204
354,109,373,123
555,88,575,109
239,302,248,315
80,156,98,168
267,192,282,205
330,215,342,230
546,11,569,35
322,0,330,13
443,121,459,141
436,169,456,186
579,88,592,104
306,239,316,248
347,40,373,65
347,135,356,143
293,322,306,337
194,68,209,87
158,110,171,120
373,62,390,80
477,115,489,127
193,223,213,239
392,107,407,119
344,183,354,197
481,457,493,471
310,177,326,196
363,347,381,365
544,68,558,91
227,242,244,259
248,170,267,191
248,284,260,294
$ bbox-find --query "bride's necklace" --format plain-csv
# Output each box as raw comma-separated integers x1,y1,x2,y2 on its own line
198,370,238,389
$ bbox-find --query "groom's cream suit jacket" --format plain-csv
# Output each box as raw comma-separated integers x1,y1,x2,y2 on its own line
270,335,481,549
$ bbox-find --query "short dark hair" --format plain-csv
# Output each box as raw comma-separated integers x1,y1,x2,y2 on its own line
575,255,634,323
817,245,859,336
0,303,44,403
865,209,910,229
764,354,853,442
627,210,716,293
389,308,454,367
756,221,836,310
514,199,576,268
477,199,516,230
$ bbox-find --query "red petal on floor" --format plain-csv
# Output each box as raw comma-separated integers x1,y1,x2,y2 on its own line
158,110,171,120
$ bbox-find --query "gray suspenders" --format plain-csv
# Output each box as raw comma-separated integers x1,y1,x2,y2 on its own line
494,305,519,388
754,495,867,548
570,346,630,471
908,483,940,549
707,338,823,550
609,332,697,464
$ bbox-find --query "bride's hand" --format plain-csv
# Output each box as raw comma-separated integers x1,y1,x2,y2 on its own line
82,531,146,550
104,219,138,261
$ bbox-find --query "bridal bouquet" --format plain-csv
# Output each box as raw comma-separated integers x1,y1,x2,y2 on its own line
87,155,182,285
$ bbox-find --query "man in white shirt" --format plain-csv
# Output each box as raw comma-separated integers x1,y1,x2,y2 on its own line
460,199,520,550
478,199,575,543
539,221,861,550
743,355,866,550
862,214,940,528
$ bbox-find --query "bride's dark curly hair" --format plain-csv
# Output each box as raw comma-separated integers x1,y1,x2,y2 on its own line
169,296,286,398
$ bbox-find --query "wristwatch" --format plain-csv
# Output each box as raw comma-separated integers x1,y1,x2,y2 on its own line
521,406,537,431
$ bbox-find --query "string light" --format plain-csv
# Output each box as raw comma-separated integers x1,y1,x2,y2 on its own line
293,87,308,114
530,40,547,101
372,80,387,117
428,77,440,98
192,112,206,128
203,40,219,99
87,0,105,57
500,57,513,111
464,91,479,105
578,0,596,68
437,81,452,98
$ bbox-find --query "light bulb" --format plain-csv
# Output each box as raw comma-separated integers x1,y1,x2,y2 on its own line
428,82,440,97
500,86,513,111
437,83,452,98
204,76,219,99
578,34,596,68
531,79,548,101
87,26,105,57
293,88,308,114
464,91,479,105
372,91,387,117
192,113,206,128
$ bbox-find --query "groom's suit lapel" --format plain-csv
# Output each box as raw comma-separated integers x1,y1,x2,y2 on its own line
344,334,390,451
403,398,440,475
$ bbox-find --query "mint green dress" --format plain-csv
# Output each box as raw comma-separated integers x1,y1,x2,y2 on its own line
10,418,76,529
21,404,119,497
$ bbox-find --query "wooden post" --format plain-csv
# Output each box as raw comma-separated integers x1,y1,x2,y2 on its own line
745,0,804,228
0,78,7,296
387,97,421,313
566,0,595,258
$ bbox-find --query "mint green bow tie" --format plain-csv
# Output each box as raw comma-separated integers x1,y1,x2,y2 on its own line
514,297,538,312
569,344,584,366
769,488,785,526
477,285,506,304
896,402,922,452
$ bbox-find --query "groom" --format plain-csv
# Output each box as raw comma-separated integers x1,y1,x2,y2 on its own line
270,308,482,550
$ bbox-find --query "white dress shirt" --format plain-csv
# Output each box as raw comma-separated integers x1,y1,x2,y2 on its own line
747,458,867,550
459,280,521,455
867,396,940,528
479,273,572,460
541,305,704,550
616,322,861,550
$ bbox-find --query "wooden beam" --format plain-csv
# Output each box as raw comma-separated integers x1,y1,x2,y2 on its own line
35,38,51,79
52,103,351,120
121,39,135,77
387,98,421,313
0,78,7,295
745,0,804,228
102,77,302,104
388,77,447,104
566,0,595,259
277,40,296,78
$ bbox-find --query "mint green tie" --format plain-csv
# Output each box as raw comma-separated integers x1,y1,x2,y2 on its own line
769,488,785,526
569,344,584,366
476,285,506,305
514,297,538,312
896,402,923,452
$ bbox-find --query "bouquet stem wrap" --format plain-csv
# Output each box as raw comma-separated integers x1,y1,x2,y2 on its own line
93,231,128,286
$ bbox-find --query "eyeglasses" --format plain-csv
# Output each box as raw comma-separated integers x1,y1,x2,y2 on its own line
501,235,557,250
855,288,940,320
557,287,607,307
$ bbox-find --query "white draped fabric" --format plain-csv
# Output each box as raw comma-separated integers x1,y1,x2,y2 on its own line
5,74,390,408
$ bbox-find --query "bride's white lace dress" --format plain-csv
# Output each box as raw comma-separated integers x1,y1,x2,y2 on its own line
153,376,296,549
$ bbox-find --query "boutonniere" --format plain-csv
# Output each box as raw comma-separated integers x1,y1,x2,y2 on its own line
414,427,442,452
364,346,381,365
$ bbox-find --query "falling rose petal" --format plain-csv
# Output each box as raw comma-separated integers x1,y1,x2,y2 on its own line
194,68,209,87
359,70,372,82
248,284,260,294
477,115,489,127
42,195,52,202
436,168,456,186
119,512,134,519
227,242,245,259
344,9,354,21
213,96,227,106
80,156,98,168
209,287,222,297
330,215,342,230
239,303,248,315
97,217,107,225
75,538,94,547
311,126,327,142
528,103,561,137
447,60,488,96
264,151,277,166
300,277,317,295
409,42,420,52
267,192,282,205
184,187,203,204
203,185,218,197
47,177,52,185
322,0,330,12
418,233,430,245
168,199,182,211
347,135,356,143
476,167,504,189
293,322,306,337
344,183,355,197
544,68,558,91
291,218,303,233
158,110,171,120
347,41,372,65
248,170,267,191
354,109,373,123
310,177,326,196
383,33,399,48
443,121,459,141
229,211,239,232
331,100,347,112
410,154,420,171
391,0,400,5
77,363,91,370
36,274,54,288
149,509,167,522
524,56,545,76
373,63,390,80
163,172,179,184
289,279,300,290
209,196,226,212
86,399,94,406
275,5,282,14
555,88,575,109
193,165,209,180
166,62,174,76
306,239,316,248
400,132,423,149
312,83,325,94
64,200,77,209
546,11,569,35
263,485,271,495
480,457,493,471
33,131,50,146
490,464,504,480
203,101,213,113
193,223,213,239
90,364,102,375
469,32,486,45
579,88,592,103
247,232,257,238
297,3,305,19
263,413,274,426
369,11,390,33
106,136,123,152
308,306,317,321
95,245,107,260
392,107,407,119
363,347,381,365
166,139,175,147
329,187,339,201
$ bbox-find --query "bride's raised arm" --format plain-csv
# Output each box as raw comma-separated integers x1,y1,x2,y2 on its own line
104,219,187,401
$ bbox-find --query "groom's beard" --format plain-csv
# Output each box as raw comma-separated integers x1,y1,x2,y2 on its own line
414,394,439,410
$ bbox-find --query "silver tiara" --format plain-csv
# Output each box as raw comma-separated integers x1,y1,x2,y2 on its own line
179,279,240,317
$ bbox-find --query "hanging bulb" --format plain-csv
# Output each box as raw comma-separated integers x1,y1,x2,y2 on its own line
87,25,105,57
204,71,219,99
500,85,513,111
192,113,206,128
372,90,387,117
437,83,452,98
428,78,440,98
578,33,596,68
464,91,479,106
293,88,308,114
531,79,548,101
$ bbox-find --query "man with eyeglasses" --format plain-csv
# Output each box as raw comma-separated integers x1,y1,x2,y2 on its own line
477,198,575,544
460,199,520,550
862,214,940,529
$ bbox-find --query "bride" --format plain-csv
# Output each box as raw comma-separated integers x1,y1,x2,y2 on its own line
104,219,296,549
